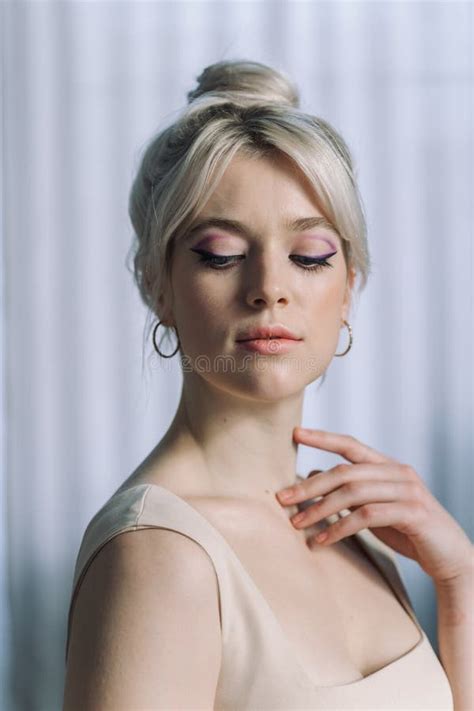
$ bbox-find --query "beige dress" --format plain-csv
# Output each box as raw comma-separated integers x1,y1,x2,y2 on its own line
65,483,454,710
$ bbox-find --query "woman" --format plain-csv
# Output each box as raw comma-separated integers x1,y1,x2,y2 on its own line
63,60,473,710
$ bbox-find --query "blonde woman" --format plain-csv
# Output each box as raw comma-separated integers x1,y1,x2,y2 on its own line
63,60,473,710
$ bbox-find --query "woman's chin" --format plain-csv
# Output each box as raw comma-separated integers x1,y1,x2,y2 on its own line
210,370,310,402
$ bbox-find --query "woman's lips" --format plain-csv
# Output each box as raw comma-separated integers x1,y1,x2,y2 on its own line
236,338,302,355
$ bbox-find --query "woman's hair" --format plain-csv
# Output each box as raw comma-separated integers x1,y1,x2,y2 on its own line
127,59,371,359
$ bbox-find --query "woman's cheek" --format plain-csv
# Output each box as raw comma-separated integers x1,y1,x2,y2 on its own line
174,294,224,357
306,285,347,359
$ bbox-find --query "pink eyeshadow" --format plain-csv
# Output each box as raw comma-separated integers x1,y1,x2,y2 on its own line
193,234,224,249
312,236,338,251
193,233,338,251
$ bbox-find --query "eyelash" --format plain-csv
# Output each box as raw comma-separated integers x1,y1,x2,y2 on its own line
191,249,337,274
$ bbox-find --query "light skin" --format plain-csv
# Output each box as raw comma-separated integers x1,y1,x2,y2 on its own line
155,149,472,705
277,428,473,709
156,150,355,507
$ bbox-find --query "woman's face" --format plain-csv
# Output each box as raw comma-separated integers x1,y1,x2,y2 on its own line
165,151,355,400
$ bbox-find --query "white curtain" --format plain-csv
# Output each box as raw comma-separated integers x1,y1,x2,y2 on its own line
2,1,472,708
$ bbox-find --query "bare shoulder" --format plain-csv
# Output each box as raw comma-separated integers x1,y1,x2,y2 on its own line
63,526,222,710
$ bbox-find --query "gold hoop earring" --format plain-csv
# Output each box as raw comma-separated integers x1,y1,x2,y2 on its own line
334,319,352,357
152,320,180,358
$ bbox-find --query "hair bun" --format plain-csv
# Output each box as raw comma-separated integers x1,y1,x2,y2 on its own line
186,59,300,109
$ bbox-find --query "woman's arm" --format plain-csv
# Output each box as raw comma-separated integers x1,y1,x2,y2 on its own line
435,560,474,711
63,527,221,710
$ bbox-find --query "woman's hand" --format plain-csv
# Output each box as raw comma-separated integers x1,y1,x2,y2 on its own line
276,427,473,585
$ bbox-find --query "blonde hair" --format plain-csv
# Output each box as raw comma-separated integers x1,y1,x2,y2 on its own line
127,59,371,356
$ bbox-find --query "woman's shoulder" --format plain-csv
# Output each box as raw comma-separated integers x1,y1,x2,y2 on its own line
65,477,224,662
64,494,222,703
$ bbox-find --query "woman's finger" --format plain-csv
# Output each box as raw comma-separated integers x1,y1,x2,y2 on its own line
311,500,427,545
293,427,395,465
290,480,417,530
280,462,418,505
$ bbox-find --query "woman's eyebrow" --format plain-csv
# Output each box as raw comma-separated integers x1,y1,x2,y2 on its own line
185,216,339,240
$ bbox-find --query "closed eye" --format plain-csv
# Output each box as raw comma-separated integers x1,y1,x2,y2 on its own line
190,249,337,273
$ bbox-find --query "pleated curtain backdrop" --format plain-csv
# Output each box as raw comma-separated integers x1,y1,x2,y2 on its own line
2,1,472,709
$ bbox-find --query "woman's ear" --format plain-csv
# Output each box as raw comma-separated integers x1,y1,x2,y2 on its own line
341,266,356,322
154,268,176,325
155,289,175,328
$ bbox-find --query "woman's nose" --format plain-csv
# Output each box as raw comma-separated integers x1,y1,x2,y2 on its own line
243,256,290,308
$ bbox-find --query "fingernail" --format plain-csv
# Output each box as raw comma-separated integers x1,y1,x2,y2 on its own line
277,488,294,501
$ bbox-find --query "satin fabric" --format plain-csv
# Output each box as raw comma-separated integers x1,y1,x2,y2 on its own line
65,483,454,710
